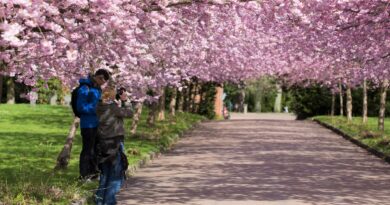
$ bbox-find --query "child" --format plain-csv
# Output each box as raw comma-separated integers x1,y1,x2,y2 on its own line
95,84,133,205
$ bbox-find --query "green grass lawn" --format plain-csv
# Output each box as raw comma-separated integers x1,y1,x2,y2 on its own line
313,116,390,156
0,104,204,205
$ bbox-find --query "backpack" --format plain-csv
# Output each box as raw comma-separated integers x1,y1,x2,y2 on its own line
71,83,89,118
120,151,129,180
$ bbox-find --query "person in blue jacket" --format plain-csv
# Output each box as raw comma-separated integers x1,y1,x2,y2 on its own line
77,69,110,180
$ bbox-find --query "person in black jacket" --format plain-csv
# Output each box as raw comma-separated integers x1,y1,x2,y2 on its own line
95,84,133,205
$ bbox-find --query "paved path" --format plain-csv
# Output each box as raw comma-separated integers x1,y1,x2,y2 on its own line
118,113,390,205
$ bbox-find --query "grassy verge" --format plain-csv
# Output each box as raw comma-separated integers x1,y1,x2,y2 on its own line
313,116,390,157
0,104,205,205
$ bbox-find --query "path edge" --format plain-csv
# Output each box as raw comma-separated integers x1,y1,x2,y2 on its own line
312,119,390,164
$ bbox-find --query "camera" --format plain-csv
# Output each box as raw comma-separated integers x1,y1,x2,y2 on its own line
116,87,126,100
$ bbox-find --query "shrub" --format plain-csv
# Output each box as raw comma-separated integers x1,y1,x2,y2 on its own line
289,85,332,119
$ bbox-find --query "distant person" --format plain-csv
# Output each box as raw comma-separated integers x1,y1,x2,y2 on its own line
226,100,233,112
284,106,289,113
95,84,133,205
77,69,110,180
223,104,230,120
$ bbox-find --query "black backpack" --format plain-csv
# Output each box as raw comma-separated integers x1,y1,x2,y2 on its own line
71,83,89,118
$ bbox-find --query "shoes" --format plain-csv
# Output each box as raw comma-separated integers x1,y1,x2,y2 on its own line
90,174,99,181
78,174,100,183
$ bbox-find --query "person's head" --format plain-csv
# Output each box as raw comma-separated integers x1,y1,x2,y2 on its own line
101,82,116,104
93,69,110,86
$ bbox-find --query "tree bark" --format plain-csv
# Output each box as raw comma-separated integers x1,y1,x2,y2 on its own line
177,89,184,113
191,81,200,113
238,87,245,112
195,83,203,113
214,85,224,118
346,86,353,122
274,83,282,113
199,85,207,113
169,88,177,117
55,117,80,169
378,79,389,132
147,101,158,126
339,83,344,116
157,88,165,121
130,102,143,134
0,75,3,103
331,92,335,117
188,81,194,112
362,79,368,124
6,77,15,104
183,84,190,112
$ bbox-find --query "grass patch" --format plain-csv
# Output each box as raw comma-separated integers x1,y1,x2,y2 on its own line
313,116,390,156
0,104,205,204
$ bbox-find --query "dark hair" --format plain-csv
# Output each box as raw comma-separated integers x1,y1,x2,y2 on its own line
94,69,110,81
116,87,126,100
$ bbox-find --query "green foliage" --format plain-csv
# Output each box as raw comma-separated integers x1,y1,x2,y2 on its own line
0,104,204,204
223,83,240,108
36,78,64,104
314,116,390,156
350,87,390,117
198,82,217,119
289,85,332,119
289,82,390,120
245,77,278,112
224,77,278,112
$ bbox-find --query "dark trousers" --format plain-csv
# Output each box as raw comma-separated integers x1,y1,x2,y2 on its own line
80,127,99,178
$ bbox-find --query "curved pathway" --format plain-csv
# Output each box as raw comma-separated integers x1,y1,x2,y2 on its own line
118,113,390,205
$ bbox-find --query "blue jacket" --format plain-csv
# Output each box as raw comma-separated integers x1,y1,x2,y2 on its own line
77,77,102,128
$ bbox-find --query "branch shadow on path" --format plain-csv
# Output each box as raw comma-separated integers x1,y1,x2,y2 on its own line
118,120,390,205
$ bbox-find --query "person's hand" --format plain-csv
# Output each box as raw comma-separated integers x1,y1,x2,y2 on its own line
114,99,121,106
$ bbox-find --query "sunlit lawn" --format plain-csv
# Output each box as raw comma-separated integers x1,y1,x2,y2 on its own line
314,115,390,156
0,104,204,204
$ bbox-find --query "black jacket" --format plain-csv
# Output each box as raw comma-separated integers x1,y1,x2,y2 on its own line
96,101,133,164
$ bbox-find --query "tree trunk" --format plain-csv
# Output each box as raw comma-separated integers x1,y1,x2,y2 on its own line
55,117,80,169
339,83,344,116
362,79,368,124
130,102,143,134
378,79,389,132
6,77,15,104
183,84,190,112
194,83,203,113
214,85,224,118
169,88,177,117
239,87,245,112
254,89,262,113
177,89,184,113
147,101,158,126
331,92,335,117
191,81,199,113
0,75,3,103
157,88,165,121
188,82,194,112
274,83,282,113
346,86,353,122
